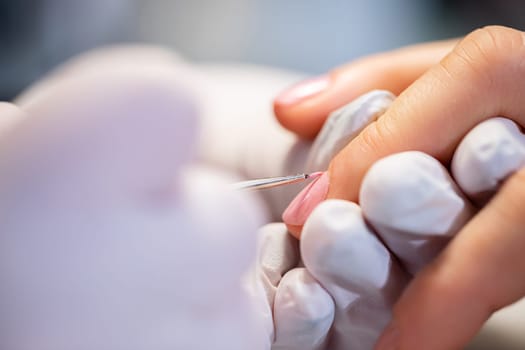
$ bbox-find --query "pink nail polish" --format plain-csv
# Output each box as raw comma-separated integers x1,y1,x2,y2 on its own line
276,75,330,105
282,172,329,226
374,323,399,350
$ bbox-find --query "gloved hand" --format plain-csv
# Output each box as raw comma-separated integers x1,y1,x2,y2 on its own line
275,26,525,350
258,105,525,349
250,90,395,348
252,91,471,349
0,47,270,350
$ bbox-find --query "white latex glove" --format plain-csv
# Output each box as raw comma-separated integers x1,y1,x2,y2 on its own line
452,117,525,349
252,91,425,350
261,110,525,349
360,151,476,275
296,149,473,349
251,91,396,349
0,49,269,350
452,117,525,204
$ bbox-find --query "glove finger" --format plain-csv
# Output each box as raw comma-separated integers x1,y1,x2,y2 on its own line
256,223,300,308
272,268,334,350
301,200,408,350
306,90,394,172
451,117,525,205
360,151,475,275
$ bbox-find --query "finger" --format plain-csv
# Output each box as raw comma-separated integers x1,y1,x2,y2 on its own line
452,117,525,205
301,200,408,350
255,223,300,308
247,223,300,347
328,26,525,202
375,167,525,350
360,151,475,274
273,268,334,350
274,39,457,139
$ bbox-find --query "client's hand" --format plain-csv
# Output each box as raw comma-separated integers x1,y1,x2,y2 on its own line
276,25,525,350
261,115,524,350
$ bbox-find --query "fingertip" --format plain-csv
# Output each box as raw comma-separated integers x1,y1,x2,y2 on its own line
273,91,329,140
274,73,359,140
273,268,334,348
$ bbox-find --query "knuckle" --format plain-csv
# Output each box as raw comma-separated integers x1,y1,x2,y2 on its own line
358,120,391,156
465,26,523,63
438,26,525,88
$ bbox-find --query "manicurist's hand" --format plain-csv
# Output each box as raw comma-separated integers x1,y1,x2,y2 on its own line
276,25,525,349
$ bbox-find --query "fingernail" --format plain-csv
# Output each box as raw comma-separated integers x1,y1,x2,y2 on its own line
276,75,331,106
375,323,399,350
282,172,329,226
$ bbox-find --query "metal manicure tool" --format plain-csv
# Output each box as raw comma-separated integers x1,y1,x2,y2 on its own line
231,172,322,191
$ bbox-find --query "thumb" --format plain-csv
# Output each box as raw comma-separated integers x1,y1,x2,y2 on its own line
375,168,525,350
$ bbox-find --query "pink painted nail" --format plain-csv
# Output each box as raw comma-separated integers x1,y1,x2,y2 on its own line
374,323,399,350
276,75,330,106
282,172,329,226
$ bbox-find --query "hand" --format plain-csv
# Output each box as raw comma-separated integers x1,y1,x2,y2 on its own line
274,38,457,139
255,92,476,349
277,25,525,349
17,48,411,350
256,146,486,349
0,47,269,350
253,90,398,349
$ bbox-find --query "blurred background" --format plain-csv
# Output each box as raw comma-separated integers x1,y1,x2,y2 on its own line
1,0,524,100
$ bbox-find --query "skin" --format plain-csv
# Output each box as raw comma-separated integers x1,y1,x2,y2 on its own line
274,25,525,349
274,38,458,139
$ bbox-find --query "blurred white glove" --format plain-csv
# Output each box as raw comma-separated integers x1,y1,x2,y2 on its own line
1,48,269,350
